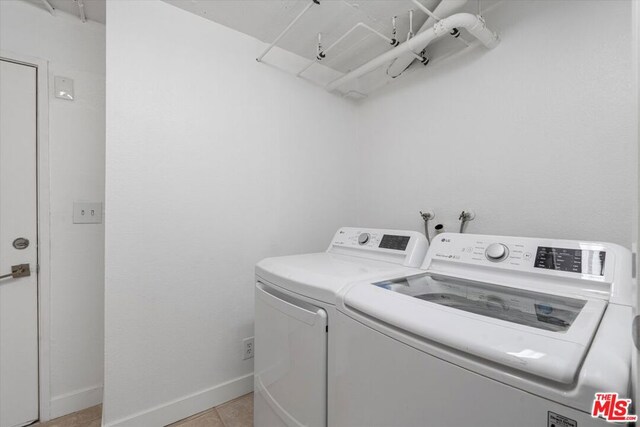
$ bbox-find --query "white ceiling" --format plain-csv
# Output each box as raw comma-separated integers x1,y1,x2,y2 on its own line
25,0,106,24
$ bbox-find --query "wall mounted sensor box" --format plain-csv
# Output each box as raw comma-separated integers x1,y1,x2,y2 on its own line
54,76,74,100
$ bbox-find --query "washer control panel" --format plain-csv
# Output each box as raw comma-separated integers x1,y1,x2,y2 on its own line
534,246,606,276
358,232,371,245
485,243,509,262
424,233,613,283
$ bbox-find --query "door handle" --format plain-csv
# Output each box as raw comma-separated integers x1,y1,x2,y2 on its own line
0,264,31,280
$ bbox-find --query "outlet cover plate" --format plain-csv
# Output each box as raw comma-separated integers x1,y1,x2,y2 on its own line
242,337,254,360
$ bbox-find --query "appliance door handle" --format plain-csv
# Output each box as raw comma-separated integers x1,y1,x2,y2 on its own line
256,281,325,326
0,264,31,280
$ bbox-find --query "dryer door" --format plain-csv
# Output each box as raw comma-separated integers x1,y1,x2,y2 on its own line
254,281,327,427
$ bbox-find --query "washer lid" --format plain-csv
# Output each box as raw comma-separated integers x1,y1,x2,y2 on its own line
342,272,607,384
256,253,420,304
376,273,587,332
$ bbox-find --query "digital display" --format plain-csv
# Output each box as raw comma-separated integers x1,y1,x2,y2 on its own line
379,235,410,251
534,247,606,276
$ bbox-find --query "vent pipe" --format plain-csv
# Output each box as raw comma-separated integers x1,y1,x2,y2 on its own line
387,0,468,78
326,12,499,92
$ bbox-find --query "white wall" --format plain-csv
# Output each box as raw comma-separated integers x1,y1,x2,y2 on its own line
104,0,636,425
103,1,357,426
0,1,105,419
356,0,636,248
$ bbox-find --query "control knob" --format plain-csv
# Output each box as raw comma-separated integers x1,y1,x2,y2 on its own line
485,243,509,262
358,233,370,245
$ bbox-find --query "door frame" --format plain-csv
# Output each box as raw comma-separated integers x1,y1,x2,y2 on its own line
0,50,52,422
634,0,640,416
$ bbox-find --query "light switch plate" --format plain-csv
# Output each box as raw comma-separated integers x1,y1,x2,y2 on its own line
54,76,74,100
73,202,102,224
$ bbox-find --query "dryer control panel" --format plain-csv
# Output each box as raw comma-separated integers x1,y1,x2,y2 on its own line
328,227,428,268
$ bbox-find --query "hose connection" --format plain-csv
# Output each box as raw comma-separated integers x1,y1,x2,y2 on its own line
316,33,325,61
458,210,475,233
420,210,435,244
390,16,399,46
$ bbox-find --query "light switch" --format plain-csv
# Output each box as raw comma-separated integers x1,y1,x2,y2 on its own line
73,202,102,224
54,76,74,100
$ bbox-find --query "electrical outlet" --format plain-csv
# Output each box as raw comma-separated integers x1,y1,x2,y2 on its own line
242,337,254,360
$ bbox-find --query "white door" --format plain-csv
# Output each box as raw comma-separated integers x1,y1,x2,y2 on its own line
0,59,39,427
635,0,640,416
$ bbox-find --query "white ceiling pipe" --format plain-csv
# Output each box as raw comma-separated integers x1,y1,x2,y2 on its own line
326,12,498,92
77,0,86,22
40,0,55,16
256,0,318,62
387,0,468,78
407,9,415,41
297,22,398,77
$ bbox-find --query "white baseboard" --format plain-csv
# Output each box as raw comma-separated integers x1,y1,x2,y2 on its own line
49,384,103,419
103,373,254,427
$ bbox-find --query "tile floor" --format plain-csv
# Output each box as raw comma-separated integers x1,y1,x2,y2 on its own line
34,393,253,427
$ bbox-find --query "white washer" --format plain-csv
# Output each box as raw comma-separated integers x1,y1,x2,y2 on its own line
254,227,428,427
334,233,634,427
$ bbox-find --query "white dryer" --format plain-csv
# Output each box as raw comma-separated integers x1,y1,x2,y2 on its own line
254,227,428,427
333,233,634,427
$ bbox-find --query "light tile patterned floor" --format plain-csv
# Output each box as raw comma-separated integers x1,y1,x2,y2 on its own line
169,393,253,427
35,405,102,427
34,393,253,427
